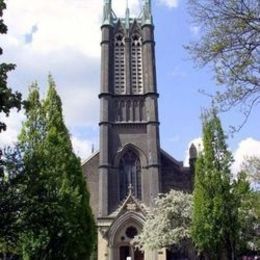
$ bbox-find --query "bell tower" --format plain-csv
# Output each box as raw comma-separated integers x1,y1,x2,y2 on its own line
99,0,161,217
80,1,195,259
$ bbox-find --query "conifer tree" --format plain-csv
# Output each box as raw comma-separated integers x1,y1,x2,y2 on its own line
19,77,95,259
18,83,49,259
43,75,95,259
192,111,237,259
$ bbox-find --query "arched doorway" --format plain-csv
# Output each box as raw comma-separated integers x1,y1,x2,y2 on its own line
118,226,144,260
119,245,144,260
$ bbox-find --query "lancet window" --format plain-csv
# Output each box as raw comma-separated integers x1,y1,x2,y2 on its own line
119,150,141,200
114,33,126,94
131,33,143,94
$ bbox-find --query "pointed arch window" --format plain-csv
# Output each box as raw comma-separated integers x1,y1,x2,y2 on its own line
119,150,141,200
131,33,143,94
114,33,126,94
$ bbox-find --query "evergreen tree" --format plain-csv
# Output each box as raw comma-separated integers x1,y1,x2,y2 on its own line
18,83,49,259
192,111,238,259
19,77,95,259
43,76,95,259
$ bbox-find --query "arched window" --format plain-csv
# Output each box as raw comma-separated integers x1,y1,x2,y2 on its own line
131,33,143,94
119,150,141,200
114,33,126,94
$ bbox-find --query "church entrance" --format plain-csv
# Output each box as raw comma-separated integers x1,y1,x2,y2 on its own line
119,246,144,260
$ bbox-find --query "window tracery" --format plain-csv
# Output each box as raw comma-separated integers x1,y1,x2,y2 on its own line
114,33,126,94
119,150,141,200
131,33,143,94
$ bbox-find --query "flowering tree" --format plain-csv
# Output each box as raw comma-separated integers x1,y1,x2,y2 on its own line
134,190,192,251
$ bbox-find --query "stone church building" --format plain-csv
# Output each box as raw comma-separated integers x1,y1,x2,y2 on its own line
82,1,196,259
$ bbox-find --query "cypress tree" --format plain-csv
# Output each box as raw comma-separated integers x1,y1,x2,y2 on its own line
18,83,50,259
191,111,237,259
19,77,95,259
43,75,95,259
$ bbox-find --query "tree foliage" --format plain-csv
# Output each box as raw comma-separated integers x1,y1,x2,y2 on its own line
242,156,260,185
134,190,193,251
19,77,96,259
0,148,25,258
187,0,260,128
234,172,260,254
0,0,22,132
192,111,241,259
0,2,23,257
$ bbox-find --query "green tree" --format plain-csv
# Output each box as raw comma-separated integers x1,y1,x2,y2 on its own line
233,172,260,255
0,2,23,257
18,84,48,259
187,0,260,129
192,111,239,259
0,148,25,259
134,190,193,253
0,0,22,132
19,77,96,259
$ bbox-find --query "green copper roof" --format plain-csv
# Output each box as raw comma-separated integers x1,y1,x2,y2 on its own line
102,0,153,26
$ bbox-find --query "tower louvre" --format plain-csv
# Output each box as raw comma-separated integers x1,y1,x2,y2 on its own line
82,1,195,259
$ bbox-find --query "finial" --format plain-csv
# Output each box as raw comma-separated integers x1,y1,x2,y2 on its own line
125,0,130,29
142,0,153,25
103,0,112,25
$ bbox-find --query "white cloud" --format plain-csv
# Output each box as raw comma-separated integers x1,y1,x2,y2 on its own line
183,137,260,175
0,0,180,156
4,0,102,57
158,0,179,8
232,138,260,174
71,136,96,161
0,111,25,147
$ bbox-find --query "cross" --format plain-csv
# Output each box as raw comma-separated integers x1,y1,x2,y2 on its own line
128,184,133,195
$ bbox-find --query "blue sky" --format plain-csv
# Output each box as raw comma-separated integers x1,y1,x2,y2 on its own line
1,0,259,171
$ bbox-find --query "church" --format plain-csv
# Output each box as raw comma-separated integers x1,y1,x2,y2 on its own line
82,1,196,259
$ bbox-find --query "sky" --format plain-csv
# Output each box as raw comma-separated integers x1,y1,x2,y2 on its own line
1,0,260,172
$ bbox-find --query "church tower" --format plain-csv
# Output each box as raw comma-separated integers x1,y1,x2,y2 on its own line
82,1,195,259
99,0,160,217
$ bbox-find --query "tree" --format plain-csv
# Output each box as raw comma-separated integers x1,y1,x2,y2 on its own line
19,77,96,259
134,190,193,253
187,0,260,129
192,111,239,259
0,2,23,257
18,83,49,259
0,0,22,132
233,172,260,255
0,148,25,259
241,156,260,185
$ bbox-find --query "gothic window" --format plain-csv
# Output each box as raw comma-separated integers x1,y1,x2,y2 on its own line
131,33,143,94
114,33,126,94
119,150,141,200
